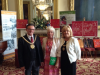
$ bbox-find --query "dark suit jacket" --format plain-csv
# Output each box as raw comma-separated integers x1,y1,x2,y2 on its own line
18,34,44,69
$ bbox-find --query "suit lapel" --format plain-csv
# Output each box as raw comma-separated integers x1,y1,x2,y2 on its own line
23,35,32,51
33,34,36,45
24,34,31,42
33,34,35,41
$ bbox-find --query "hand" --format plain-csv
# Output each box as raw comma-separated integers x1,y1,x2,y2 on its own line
55,63,59,68
41,62,44,67
55,57,59,68
20,67,25,72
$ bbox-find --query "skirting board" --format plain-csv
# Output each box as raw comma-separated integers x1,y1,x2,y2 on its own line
4,52,15,60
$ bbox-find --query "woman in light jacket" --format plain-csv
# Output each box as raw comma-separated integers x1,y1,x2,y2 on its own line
42,26,60,75
55,25,81,75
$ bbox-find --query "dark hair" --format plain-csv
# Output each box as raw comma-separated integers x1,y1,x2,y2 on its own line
26,23,35,29
61,16,66,21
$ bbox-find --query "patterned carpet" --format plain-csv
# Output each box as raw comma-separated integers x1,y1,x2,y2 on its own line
0,58,100,75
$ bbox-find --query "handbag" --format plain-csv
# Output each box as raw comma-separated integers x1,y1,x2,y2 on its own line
49,57,57,65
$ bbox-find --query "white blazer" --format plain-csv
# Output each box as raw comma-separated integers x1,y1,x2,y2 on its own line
57,37,81,63
42,37,60,58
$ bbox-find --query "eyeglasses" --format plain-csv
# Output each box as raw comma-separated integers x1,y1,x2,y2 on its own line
27,29,35,31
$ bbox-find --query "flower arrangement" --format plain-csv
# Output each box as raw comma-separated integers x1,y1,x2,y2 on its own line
31,17,47,29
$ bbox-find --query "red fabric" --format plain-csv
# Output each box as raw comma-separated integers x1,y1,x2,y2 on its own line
17,19,28,29
81,48,85,51
72,21,83,36
93,39,100,48
85,48,95,51
72,21,98,36
83,21,97,36
44,40,59,75
31,37,33,43
15,49,20,68
40,37,45,45
95,48,100,50
60,21,66,25
69,24,72,28
50,19,60,28
93,37,99,39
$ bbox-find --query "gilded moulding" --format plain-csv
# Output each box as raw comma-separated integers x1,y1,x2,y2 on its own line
70,0,74,11
2,0,8,10
98,26,100,30
53,0,58,19
17,0,23,19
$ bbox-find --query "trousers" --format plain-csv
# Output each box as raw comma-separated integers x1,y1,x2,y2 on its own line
25,60,40,75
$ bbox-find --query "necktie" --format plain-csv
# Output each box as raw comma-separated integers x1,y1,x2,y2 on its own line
31,37,33,43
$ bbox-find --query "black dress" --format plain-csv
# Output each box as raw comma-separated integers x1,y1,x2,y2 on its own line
61,41,76,75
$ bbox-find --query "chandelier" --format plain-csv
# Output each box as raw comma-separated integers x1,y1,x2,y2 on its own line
36,5,49,10
42,11,52,20
32,0,53,10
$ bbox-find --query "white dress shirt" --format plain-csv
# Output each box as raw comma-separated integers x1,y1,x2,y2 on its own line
57,37,81,63
27,34,34,41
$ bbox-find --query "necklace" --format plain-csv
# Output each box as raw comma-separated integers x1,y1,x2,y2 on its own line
62,45,66,51
22,35,37,49
47,46,51,51
46,39,53,51
62,41,67,51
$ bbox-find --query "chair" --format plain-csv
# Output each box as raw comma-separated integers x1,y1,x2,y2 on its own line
83,38,95,58
77,38,86,58
93,37,100,57
93,37,99,39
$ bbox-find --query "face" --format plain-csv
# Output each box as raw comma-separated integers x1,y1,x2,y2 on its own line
63,28,71,38
63,18,65,21
26,26,35,36
47,30,54,39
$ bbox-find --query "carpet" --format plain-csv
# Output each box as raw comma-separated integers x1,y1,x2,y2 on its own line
0,58,100,75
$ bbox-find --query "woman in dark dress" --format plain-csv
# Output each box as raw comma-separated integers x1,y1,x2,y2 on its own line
55,25,81,75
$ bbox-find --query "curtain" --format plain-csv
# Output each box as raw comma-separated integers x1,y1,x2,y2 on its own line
75,0,100,24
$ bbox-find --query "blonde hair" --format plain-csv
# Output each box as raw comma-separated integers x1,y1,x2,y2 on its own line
62,25,73,38
47,26,55,34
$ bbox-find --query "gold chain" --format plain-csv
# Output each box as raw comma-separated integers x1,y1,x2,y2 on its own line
22,35,37,45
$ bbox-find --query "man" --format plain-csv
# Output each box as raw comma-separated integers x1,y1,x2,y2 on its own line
18,24,44,75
